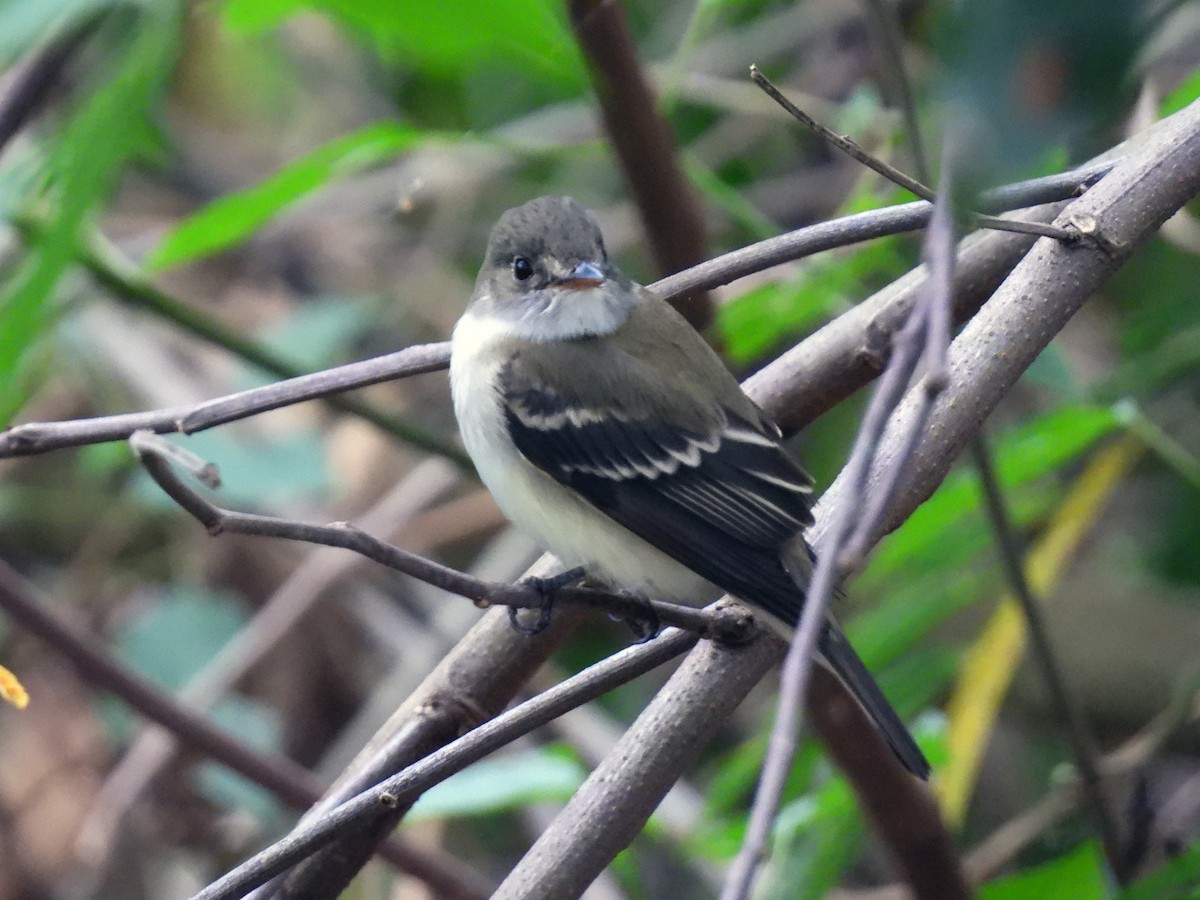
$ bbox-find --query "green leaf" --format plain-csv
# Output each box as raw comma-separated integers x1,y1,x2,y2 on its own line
1120,839,1200,900
147,123,434,270
0,4,182,425
1161,67,1200,120
760,777,863,900
100,585,245,743
979,841,1109,900
407,747,586,820
222,0,585,85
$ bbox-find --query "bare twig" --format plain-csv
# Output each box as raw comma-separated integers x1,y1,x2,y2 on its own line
969,436,1124,871
190,627,701,900
493,623,783,900
0,341,452,456
848,11,1118,866
79,230,472,467
73,459,460,877
131,430,751,643
965,675,1200,883
842,146,956,568
750,64,931,198
748,65,1080,243
260,711,465,900
0,12,105,153
859,0,930,180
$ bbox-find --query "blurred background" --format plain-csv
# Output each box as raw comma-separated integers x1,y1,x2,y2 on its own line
1,0,1199,897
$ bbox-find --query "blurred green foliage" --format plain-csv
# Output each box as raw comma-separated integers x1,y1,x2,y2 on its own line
979,841,1108,900
0,3,183,425
148,123,441,270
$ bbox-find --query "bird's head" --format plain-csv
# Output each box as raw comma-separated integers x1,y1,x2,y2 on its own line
471,196,639,341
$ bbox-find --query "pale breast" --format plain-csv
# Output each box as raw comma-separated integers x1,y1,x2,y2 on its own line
450,311,713,604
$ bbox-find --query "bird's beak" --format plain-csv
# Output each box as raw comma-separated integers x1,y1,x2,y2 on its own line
553,260,606,290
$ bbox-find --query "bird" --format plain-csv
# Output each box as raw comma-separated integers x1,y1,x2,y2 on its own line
449,195,929,779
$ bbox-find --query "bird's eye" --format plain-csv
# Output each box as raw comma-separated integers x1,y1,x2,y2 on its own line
512,256,534,281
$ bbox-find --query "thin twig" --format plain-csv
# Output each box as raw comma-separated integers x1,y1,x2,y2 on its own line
259,712,465,900
859,0,930,180
131,431,752,643
750,64,930,197
191,628,700,900
0,342,452,457
969,436,1125,873
964,674,1200,883
842,148,956,569
749,65,1081,243
855,15,1118,868
721,150,963,900
73,460,461,877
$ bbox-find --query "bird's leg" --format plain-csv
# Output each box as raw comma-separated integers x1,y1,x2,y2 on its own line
509,566,588,636
609,595,661,644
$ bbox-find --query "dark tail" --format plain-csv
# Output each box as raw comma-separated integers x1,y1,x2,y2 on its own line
818,622,931,780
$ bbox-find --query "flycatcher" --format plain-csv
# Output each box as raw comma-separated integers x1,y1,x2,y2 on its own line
450,196,928,779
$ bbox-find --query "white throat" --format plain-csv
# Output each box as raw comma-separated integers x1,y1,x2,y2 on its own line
469,284,636,343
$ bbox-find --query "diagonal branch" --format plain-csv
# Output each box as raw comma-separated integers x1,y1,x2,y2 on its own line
190,626,704,900
569,0,712,327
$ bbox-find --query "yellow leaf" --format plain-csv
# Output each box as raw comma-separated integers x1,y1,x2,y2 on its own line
939,436,1142,825
0,664,29,709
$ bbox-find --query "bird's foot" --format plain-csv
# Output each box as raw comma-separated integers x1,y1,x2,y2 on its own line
610,595,661,644
509,566,587,636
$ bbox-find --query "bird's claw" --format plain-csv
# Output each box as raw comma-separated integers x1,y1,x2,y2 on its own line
509,567,587,636
610,596,661,644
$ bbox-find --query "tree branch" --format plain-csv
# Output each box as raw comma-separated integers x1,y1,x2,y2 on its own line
569,0,713,328
0,162,1111,460
0,558,490,900
131,430,750,642
190,627,703,900
724,141,963,900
